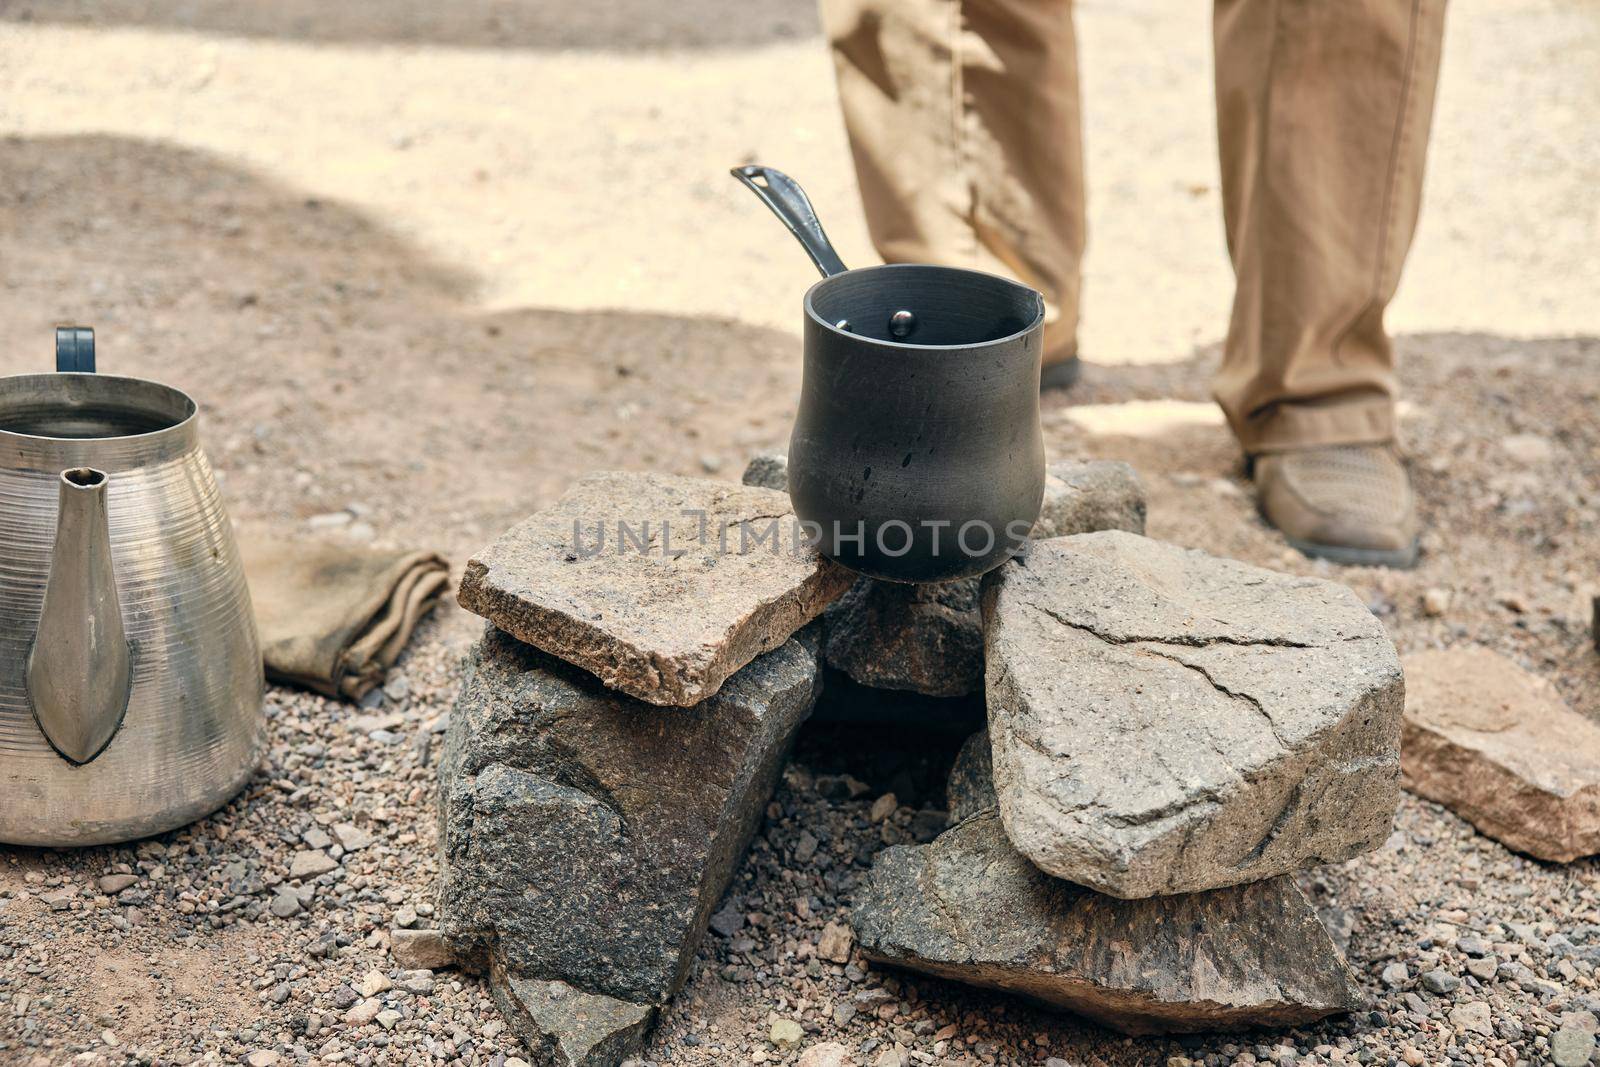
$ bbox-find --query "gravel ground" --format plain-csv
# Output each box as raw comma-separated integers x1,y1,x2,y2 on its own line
2,333,1596,1067
1,1,1597,1065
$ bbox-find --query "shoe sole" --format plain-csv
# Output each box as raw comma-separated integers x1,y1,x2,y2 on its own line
1285,536,1420,570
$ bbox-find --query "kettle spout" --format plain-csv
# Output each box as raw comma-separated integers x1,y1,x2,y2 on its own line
27,468,133,764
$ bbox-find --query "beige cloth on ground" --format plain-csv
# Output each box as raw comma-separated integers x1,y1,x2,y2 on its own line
239,534,450,701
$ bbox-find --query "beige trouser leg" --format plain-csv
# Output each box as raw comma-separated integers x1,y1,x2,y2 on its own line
824,0,1446,452
821,0,1085,367
1215,0,1446,453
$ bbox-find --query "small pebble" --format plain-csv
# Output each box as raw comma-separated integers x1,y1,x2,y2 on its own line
770,1018,804,1048
1420,968,1460,994
1420,587,1451,616
1551,1028,1597,1067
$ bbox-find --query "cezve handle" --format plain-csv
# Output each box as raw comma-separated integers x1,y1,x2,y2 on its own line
730,165,849,279
27,329,133,765
56,326,96,372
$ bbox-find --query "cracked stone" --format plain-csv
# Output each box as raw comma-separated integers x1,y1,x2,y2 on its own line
1401,646,1600,862
813,461,1147,698
852,808,1363,1035
439,624,823,1004
982,532,1403,898
457,471,851,706
490,961,656,1067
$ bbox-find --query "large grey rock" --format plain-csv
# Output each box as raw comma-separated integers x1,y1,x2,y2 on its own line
853,811,1363,1035
439,624,822,1004
984,532,1403,898
946,729,996,825
1403,647,1600,863
459,471,852,706
490,959,655,1067
822,578,986,698
818,461,1147,698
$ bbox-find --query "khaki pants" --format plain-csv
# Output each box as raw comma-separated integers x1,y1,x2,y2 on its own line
822,0,1446,453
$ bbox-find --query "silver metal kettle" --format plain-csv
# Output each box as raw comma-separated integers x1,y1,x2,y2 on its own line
0,329,264,846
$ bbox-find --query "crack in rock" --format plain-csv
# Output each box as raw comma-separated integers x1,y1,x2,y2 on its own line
983,532,1404,898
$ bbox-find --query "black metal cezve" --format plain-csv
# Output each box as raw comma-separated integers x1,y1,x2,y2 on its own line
732,165,1047,583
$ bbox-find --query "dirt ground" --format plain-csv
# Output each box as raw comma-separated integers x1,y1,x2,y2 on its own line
0,2,1597,1065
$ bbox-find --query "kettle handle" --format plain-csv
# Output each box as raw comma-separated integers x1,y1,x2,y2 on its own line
730,166,849,279
56,326,95,373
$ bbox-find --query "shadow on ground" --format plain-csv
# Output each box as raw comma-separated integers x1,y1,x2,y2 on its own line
0,0,821,50
0,132,806,561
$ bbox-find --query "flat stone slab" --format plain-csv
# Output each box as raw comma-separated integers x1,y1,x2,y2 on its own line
983,532,1403,898
439,624,822,1004
1403,647,1600,862
490,960,655,1067
816,461,1147,698
852,810,1363,1035
459,471,852,706
1029,460,1148,540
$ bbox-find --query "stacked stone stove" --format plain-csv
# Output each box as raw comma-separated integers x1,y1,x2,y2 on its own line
437,459,1404,1065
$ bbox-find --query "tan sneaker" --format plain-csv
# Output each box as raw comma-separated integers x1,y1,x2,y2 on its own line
1253,444,1419,568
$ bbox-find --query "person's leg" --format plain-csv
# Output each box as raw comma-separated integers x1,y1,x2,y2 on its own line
822,0,1085,379
1214,0,1446,564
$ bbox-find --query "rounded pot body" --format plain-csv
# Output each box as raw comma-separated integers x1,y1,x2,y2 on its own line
0,373,264,846
790,264,1047,582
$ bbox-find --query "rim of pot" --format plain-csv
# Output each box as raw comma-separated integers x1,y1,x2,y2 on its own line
803,263,1046,353
0,372,199,444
